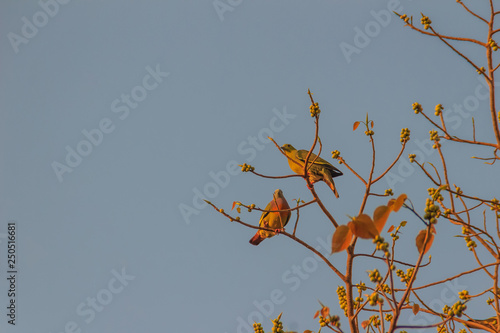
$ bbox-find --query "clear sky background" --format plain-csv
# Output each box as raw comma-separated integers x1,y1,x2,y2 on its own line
1,1,499,332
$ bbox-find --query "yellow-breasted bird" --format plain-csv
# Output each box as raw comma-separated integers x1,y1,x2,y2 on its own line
249,189,291,246
281,144,343,198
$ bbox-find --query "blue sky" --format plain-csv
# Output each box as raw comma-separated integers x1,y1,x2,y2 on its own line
1,1,499,332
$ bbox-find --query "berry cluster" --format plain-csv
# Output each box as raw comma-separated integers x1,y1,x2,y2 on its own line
400,128,410,143
271,317,284,333
424,198,440,224
239,163,255,172
443,300,467,317
252,323,264,333
319,315,340,328
429,129,439,140
368,269,382,283
489,39,498,51
331,150,340,159
399,14,410,24
381,283,391,294
396,268,414,285
435,104,443,116
337,286,348,316
427,187,443,202
310,102,321,117
420,15,432,30
412,102,422,114
367,293,383,306
365,129,374,136
373,236,390,257
353,296,364,309
357,282,367,293
463,235,477,251
490,198,500,211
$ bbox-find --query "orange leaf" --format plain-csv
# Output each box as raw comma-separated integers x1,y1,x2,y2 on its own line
348,214,379,239
313,310,319,319
361,320,369,329
331,225,353,253
415,227,435,254
321,306,330,318
370,120,374,128
412,303,420,315
231,201,237,210
237,207,241,213
353,121,360,131
388,225,395,232
392,194,407,212
373,205,391,233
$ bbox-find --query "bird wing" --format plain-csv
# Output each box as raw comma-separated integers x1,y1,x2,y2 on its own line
296,150,343,177
259,196,279,227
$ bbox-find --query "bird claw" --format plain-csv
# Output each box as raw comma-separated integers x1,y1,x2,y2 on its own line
307,183,314,190
274,228,285,234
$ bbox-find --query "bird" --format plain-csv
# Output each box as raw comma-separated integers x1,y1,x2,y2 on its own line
464,317,497,329
281,144,343,198
249,189,291,246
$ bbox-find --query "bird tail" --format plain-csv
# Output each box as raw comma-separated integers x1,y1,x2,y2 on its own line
249,232,264,246
324,173,339,198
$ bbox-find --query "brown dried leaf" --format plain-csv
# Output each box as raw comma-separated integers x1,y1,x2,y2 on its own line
331,225,353,253
348,214,379,239
237,207,241,213
392,193,407,212
416,228,435,254
373,205,391,233
412,303,420,315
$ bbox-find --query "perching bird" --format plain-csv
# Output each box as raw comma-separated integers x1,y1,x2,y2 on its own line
281,144,343,198
464,317,498,329
249,189,291,246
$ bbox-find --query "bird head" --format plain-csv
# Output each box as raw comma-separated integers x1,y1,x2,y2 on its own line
274,189,283,197
281,144,296,153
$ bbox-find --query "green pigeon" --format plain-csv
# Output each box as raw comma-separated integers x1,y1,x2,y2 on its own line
249,189,291,246
281,144,343,198
465,317,497,329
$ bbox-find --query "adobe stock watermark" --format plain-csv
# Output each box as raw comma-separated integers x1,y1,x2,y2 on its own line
7,0,72,54
385,76,498,190
213,0,243,22
408,279,467,333
178,106,296,225
51,64,170,182
226,234,332,333
49,267,135,333
339,0,413,64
